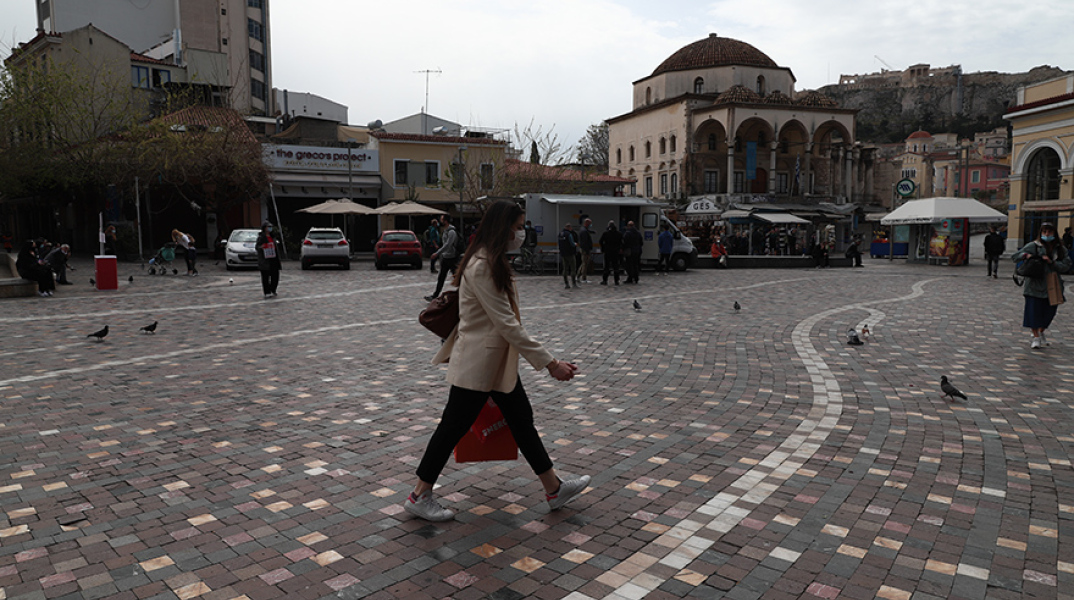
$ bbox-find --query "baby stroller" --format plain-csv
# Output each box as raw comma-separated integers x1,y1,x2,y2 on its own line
147,242,179,275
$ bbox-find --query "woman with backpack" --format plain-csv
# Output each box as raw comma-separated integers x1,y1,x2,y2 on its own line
1012,223,1071,349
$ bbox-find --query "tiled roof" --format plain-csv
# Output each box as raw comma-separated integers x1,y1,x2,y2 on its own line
158,106,257,144
504,159,633,183
1005,92,1074,114
131,52,170,65
652,34,778,76
715,85,762,105
764,90,793,105
795,91,839,108
369,131,506,146
907,130,932,139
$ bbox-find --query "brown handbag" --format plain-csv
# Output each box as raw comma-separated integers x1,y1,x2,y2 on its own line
419,290,459,338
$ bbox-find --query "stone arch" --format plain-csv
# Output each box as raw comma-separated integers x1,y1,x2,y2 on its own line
735,117,775,147
1013,138,1069,175
694,119,728,153
1024,146,1062,202
777,120,809,155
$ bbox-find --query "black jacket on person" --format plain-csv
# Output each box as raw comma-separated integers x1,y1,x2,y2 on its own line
599,228,622,255
256,232,282,271
622,227,643,255
984,232,1005,257
558,229,578,256
578,227,593,253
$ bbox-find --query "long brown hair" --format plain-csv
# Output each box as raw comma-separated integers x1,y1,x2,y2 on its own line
452,200,523,295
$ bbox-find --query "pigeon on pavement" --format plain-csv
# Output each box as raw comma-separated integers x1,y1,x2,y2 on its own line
861,324,870,337
87,326,109,342
733,301,741,312
89,278,95,285
139,321,158,334
128,275,134,283
633,300,642,311
940,376,967,401
846,328,864,346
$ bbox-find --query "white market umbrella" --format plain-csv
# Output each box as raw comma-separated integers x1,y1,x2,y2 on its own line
880,197,1007,225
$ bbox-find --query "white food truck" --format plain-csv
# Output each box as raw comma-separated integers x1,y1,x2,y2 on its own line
520,194,698,271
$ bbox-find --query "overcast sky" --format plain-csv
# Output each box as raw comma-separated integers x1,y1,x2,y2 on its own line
3,0,1071,157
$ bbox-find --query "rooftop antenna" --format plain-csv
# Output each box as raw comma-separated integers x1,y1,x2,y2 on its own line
415,68,442,135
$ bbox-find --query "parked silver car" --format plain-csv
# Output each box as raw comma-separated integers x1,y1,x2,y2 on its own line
224,229,261,270
300,227,350,270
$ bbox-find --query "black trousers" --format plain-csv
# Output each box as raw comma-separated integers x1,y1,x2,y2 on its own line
432,256,458,297
626,253,641,282
416,379,553,484
260,268,279,294
602,253,621,283
986,254,1000,275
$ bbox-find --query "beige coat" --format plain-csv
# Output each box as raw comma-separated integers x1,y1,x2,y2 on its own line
432,251,554,393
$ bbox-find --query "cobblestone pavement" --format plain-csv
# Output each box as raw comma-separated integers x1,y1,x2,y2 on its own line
1,257,1072,600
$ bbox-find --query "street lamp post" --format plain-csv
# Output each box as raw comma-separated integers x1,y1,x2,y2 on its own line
346,138,356,243
457,146,467,233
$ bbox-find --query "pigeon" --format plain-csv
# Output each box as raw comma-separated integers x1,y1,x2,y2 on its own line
89,278,96,285
861,324,870,337
128,275,134,283
87,326,109,342
139,321,158,334
633,300,642,311
940,376,967,402
229,278,234,284
733,301,741,312
172,268,178,275
846,328,864,346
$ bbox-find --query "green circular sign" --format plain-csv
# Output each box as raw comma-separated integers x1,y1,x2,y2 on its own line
896,178,916,198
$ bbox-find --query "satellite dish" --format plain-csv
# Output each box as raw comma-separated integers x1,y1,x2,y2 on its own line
367,119,383,129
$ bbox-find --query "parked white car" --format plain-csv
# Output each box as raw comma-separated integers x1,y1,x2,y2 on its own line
224,229,261,270
300,227,350,270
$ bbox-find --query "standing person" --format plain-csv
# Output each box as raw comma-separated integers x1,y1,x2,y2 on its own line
425,219,442,274
657,224,674,274
558,223,579,290
17,241,55,297
172,229,197,276
576,218,594,283
1013,223,1071,349
984,226,1005,278
599,221,622,286
425,216,460,301
256,221,282,299
622,220,643,284
403,200,589,522
1063,227,1073,251
45,244,74,285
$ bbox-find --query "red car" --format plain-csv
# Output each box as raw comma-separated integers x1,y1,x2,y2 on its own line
375,230,423,269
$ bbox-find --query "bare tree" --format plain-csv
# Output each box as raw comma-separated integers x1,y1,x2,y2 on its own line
576,121,609,170
513,118,572,166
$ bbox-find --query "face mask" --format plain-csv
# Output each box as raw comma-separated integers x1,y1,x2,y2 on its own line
507,229,525,251
1042,235,1055,242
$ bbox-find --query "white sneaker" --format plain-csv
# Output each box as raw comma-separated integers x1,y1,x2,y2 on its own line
547,475,591,511
403,491,454,522
1031,337,1042,349
1040,332,1050,346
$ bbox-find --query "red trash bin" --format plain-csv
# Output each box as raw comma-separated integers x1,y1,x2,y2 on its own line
94,255,118,290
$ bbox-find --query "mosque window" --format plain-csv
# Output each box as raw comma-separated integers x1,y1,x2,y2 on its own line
694,77,704,94
629,146,635,161
707,134,716,151
616,148,622,164
646,87,652,104
756,75,766,95
645,141,651,158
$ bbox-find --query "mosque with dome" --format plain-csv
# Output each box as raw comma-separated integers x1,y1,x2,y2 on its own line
608,34,876,213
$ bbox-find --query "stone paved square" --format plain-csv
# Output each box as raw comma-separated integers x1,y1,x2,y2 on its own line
1,258,1072,599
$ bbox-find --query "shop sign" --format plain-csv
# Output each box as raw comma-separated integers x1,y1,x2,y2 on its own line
896,178,916,197
264,144,378,173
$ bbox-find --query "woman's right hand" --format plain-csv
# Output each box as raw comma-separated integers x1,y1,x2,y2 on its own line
547,359,578,381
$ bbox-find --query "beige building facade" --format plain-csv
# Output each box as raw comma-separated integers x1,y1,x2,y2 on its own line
1004,74,1074,249
608,34,865,208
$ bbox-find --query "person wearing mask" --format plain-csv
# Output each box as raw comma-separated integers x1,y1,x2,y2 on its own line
404,200,589,522
256,221,282,299
622,221,643,284
426,219,442,274
657,224,674,274
558,223,579,289
1013,222,1071,349
426,215,460,302
599,221,623,285
576,218,594,283
45,244,74,285
983,226,1005,279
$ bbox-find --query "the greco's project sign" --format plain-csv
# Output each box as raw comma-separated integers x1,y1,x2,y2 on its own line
265,144,378,173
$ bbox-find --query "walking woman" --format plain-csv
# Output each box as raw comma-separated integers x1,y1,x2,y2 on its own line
1013,222,1071,349
405,200,589,522
256,221,282,299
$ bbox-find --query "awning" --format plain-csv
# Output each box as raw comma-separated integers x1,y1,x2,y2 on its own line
720,209,752,219
1021,199,1074,212
880,197,1007,225
537,194,667,207
754,212,810,224
271,173,381,187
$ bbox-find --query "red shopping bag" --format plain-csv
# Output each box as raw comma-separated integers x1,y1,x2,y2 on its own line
454,399,518,463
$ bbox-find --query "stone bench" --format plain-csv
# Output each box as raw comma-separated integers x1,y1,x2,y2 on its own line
0,253,38,298
696,255,853,269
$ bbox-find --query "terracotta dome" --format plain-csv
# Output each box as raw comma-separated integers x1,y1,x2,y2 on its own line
907,130,932,139
764,90,793,105
715,85,762,105
795,90,839,108
652,34,778,76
